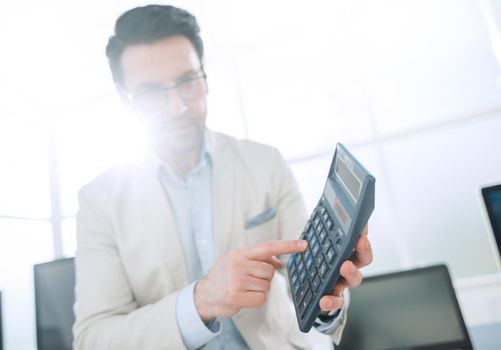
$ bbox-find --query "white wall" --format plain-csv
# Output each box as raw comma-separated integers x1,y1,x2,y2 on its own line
456,273,501,326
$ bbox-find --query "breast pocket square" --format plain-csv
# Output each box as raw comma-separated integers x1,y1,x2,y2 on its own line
245,207,276,229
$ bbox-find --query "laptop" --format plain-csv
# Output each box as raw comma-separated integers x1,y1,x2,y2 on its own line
337,265,473,350
34,258,75,350
481,184,501,269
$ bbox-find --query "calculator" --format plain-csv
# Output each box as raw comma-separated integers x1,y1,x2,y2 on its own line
287,143,375,332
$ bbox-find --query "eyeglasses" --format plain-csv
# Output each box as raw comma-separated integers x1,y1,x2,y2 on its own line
125,69,207,115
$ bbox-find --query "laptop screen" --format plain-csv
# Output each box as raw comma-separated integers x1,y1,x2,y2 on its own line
34,258,75,350
482,184,501,259
337,265,472,350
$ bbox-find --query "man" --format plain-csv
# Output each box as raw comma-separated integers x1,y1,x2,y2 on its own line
73,5,373,349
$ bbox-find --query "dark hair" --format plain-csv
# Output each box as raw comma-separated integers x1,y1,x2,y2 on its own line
106,4,204,84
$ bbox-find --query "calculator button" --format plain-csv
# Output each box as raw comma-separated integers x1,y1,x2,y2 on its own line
299,289,313,318
308,266,317,281
312,242,320,256
292,253,299,265
300,290,312,314
335,237,343,250
307,228,315,241
319,229,327,243
297,280,309,303
327,219,334,230
315,254,324,267
310,235,318,248
337,228,345,240
297,260,304,272
314,216,321,226
319,261,328,278
316,221,323,231
311,275,321,291
306,255,313,270
305,249,311,261
293,279,300,293
299,269,307,283
322,239,332,253
291,273,298,286
326,247,336,263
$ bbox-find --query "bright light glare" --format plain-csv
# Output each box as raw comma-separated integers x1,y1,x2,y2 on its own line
55,96,150,216
0,117,52,218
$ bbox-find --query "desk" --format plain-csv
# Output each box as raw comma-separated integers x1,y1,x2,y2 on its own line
468,322,501,350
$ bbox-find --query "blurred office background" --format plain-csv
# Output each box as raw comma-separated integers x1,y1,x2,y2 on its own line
1,0,501,349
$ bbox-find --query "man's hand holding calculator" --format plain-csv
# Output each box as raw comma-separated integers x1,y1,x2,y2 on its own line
194,230,372,321
318,225,372,312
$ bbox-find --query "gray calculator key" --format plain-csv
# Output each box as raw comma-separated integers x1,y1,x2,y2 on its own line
307,228,315,241
326,247,336,263
310,235,318,248
306,255,313,270
305,249,312,261
312,242,320,256
319,229,327,243
314,216,321,226
299,269,307,283
327,219,334,230
319,261,328,278
297,260,304,272
297,279,309,303
299,289,313,318
335,237,343,251
316,221,323,231
308,266,317,281
315,254,324,267
311,275,321,291
322,239,331,253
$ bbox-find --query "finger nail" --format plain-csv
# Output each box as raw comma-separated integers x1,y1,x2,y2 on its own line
350,265,356,274
326,300,334,309
298,240,307,250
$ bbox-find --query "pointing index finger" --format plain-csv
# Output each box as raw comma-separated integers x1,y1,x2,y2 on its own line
243,240,307,261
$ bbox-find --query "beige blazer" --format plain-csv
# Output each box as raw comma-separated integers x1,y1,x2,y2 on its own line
73,130,347,349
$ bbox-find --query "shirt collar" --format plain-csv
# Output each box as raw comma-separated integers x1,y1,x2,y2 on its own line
154,129,212,183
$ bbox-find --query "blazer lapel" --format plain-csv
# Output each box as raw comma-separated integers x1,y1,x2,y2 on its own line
129,161,189,289
210,134,239,256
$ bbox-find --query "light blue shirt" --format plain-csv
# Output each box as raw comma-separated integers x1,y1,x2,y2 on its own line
157,144,248,350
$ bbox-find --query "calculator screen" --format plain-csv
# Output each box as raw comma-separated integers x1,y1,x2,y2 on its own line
334,155,362,202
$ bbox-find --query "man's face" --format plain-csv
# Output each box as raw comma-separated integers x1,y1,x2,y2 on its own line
119,36,207,156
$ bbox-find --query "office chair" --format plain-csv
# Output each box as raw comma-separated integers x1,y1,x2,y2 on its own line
34,258,75,350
